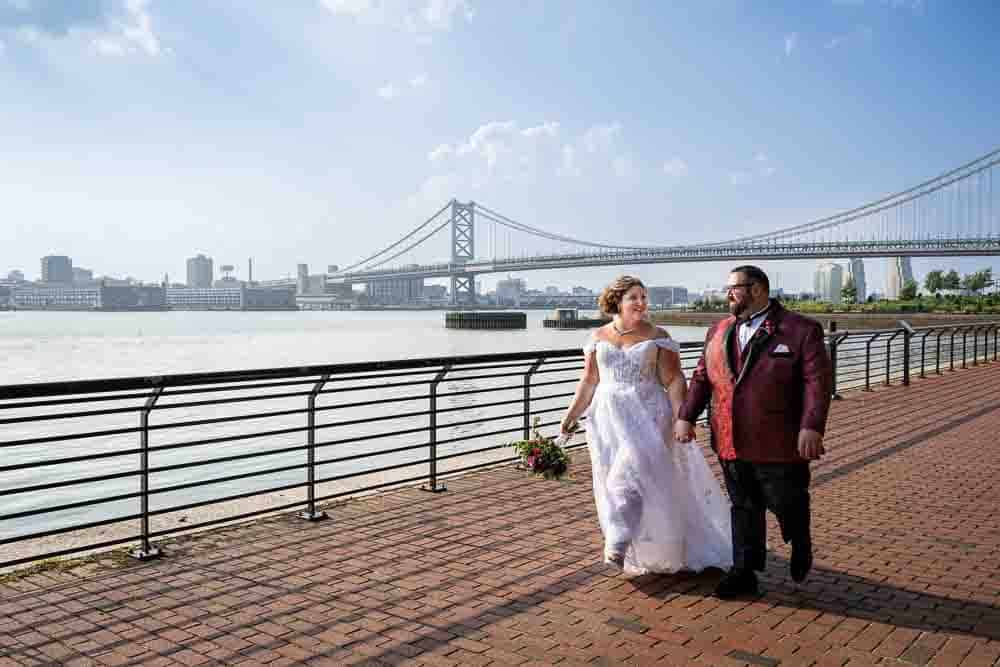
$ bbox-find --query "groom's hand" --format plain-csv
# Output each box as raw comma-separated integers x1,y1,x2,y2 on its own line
798,428,825,460
673,419,696,443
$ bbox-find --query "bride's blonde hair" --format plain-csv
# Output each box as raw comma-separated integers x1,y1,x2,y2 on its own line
598,275,645,315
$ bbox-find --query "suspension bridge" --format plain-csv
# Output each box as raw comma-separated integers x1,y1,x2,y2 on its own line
271,148,1000,303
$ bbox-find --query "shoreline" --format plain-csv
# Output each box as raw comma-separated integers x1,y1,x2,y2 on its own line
651,310,1000,331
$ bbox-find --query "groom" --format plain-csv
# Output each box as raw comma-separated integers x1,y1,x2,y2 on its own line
674,265,832,599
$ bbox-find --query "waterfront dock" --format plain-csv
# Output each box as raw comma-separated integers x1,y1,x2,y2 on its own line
1,364,999,666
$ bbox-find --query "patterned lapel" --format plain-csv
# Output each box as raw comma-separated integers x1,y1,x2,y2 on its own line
721,318,739,379
735,301,781,386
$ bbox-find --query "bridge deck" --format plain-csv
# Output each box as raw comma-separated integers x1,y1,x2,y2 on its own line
1,364,999,666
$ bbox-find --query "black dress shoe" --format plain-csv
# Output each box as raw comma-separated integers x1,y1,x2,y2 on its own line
790,539,813,583
713,569,759,599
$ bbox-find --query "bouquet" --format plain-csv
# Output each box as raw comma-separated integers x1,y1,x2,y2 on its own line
508,417,571,480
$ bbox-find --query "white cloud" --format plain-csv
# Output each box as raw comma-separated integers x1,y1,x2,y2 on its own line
520,121,560,139
662,157,688,178
418,0,474,31
377,82,399,99
428,143,452,162
581,123,621,153
409,73,428,87
118,0,162,56
784,32,798,56
92,36,126,56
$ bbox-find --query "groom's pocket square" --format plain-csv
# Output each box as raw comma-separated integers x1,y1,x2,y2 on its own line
770,343,793,357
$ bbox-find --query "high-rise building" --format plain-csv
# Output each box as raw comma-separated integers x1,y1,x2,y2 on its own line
885,256,914,300
73,267,94,285
186,254,214,288
496,277,526,306
813,262,844,303
647,286,689,307
846,258,867,303
41,255,73,284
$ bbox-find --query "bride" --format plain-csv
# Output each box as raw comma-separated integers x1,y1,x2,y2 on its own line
561,276,732,576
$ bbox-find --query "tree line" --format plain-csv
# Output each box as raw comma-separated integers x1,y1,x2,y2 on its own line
841,267,994,303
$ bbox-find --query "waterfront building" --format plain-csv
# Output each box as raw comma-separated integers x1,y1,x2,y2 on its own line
7,270,25,282
166,286,295,310
186,254,214,288
885,256,914,300
73,267,95,285
496,277,526,306
365,276,425,304
647,286,689,307
14,285,101,309
41,255,73,284
846,258,867,303
813,262,844,304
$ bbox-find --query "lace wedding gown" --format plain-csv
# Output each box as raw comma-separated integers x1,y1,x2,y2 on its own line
583,331,733,576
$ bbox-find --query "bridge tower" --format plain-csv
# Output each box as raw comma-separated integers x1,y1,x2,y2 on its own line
449,200,477,305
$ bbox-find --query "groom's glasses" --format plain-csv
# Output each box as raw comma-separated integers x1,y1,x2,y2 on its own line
724,282,755,293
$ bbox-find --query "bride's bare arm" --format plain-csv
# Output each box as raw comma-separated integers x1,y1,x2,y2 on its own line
657,347,687,421
561,350,600,433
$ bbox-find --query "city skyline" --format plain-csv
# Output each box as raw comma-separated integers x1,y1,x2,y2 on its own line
2,2,999,292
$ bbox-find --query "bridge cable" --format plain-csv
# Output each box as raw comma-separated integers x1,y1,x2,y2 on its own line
334,201,452,274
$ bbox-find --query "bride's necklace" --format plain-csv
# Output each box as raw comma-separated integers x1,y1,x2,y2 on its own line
613,321,637,336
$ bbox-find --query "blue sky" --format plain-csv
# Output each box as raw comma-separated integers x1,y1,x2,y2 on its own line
1,0,998,293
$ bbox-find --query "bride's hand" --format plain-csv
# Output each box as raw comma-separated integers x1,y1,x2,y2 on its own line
560,415,578,434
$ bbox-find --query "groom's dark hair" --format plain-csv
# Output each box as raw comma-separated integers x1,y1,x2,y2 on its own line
730,265,770,292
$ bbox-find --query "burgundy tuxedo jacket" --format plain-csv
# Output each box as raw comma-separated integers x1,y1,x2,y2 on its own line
678,301,833,463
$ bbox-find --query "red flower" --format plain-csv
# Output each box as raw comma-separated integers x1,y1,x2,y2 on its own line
762,319,775,337
531,448,542,457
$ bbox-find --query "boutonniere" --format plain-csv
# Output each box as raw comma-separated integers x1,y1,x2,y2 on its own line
752,320,775,345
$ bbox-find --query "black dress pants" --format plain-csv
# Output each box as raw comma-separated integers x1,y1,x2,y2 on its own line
719,460,811,572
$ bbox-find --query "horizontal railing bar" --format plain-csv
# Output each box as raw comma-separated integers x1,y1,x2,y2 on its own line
0,488,142,522
146,481,307,518
0,405,145,425
0,447,143,473
0,512,142,547
0,425,142,449
0,348,589,400
314,425,431,451
0,468,141,497
311,472,431,505
147,444,311,476
315,441,432,467
147,462,308,497
147,425,310,454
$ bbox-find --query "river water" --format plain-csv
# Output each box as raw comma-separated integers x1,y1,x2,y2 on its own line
0,310,707,384
0,310,708,553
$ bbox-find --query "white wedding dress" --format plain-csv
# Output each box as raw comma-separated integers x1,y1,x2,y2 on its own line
583,331,733,576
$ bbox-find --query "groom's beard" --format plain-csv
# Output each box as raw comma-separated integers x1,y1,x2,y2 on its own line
729,299,749,320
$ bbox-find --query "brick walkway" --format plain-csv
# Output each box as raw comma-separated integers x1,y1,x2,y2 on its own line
1,363,999,666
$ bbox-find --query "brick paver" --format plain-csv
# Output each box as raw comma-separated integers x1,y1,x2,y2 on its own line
1,363,999,666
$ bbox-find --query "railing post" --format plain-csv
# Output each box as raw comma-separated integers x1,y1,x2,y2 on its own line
899,321,913,387
962,327,969,369
972,326,979,366
994,325,998,362
131,385,164,561
523,358,545,440
828,324,844,400
950,328,958,371
299,374,330,521
936,329,945,374
919,331,931,379
422,365,450,493
864,333,879,391
885,330,901,386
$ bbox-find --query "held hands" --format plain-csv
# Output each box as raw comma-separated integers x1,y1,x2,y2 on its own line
673,419,696,443
798,428,825,460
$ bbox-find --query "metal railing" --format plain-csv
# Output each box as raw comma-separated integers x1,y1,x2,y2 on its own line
1,320,997,570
